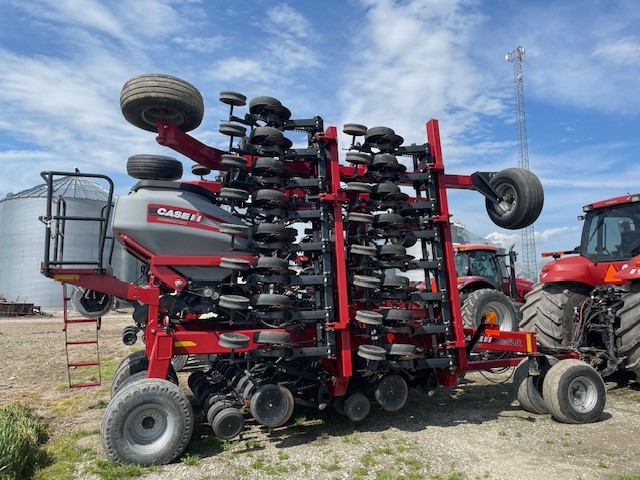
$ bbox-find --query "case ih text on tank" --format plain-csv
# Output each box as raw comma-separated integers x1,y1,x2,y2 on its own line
521,194,640,387
40,73,606,466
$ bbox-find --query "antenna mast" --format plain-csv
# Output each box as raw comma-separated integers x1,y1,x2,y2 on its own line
506,46,538,281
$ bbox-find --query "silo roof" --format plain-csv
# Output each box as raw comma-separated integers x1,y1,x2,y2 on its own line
3,176,111,202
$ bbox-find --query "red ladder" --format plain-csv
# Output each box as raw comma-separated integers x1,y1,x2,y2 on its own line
62,283,102,388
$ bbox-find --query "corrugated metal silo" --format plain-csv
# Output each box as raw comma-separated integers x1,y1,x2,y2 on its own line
0,177,140,309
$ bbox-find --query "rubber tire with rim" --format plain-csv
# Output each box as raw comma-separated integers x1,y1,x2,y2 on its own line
71,287,114,318
111,355,179,398
519,282,590,351
461,288,519,331
615,291,640,381
513,356,558,414
101,378,194,466
542,359,606,424
485,168,544,230
127,154,183,181
120,73,204,132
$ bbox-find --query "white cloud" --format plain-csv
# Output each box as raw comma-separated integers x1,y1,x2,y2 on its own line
592,36,640,66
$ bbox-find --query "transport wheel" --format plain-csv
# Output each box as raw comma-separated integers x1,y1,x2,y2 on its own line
373,374,409,412
71,287,114,318
120,73,204,132
485,168,543,230
249,96,291,119
251,293,292,310
253,157,286,176
212,408,245,440
542,359,606,424
251,189,288,208
219,187,249,202
101,379,193,466
348,212,374,223
344,392,371,422
112,361,179,398
249,384,295,427
113,351,146,383
353,275,381,289
345,181,372,193
461,288,519,331
126,154,183,181
357,344,387,361
346,152,371,165
519,282,590,350
253,331,292,345
219,91,246,106
250,126,291,147
219,122,247,137
218,295,250,310
355,310,384,325
616,291,640,381
219,332,250,350
221,154,248,170
171,355,189,372
513,356,558,414
343,123,368,136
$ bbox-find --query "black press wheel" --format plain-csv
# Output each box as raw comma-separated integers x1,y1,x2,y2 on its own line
373,374,409,412
345,152,371,165
219,91,247,106
253,256,290,274
218,295,250,310
348,212,374,223
120,73,204,132
250,126,292,148
357,344,387,361
219,187,249,202
542,359,606,424
251,189,288,208
101,379,194,466
461,288,519,331
253,331,292,346
127,154,184,181
249,96,291,120
220,154,248,170
253,157,286,176
355,310,384,325
343,123,368,136
212,407,245,440
485,168,544,230
251,293,292,311
249,384,295,427
218,332,250,350
344,392,371,422
513,356,558,415
71,287,114,318
345,181,372,193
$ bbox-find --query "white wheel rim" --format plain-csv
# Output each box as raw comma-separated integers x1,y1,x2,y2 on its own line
124,404,174,454
567,376,599,412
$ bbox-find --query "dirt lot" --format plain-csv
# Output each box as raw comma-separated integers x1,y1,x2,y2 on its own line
1,311,640,480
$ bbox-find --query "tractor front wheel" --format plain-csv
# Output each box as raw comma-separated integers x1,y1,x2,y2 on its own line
461,288,519,331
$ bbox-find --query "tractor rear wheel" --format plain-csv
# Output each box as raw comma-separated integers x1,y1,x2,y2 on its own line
102,379,193,465
461,288,519,331
519,282,590,351
616,291,640,381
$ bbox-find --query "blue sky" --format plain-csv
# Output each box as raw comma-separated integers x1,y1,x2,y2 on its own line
0,0,639,274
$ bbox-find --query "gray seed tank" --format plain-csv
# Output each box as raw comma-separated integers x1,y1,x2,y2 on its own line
0,177,141,308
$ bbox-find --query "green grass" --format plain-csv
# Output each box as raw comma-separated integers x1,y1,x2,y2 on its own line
33,430,95,480
0,402,49,480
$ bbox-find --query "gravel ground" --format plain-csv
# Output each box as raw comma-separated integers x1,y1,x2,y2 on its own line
1,311,639,480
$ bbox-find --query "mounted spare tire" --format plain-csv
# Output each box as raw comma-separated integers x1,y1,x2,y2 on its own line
127,154,183,180
485,168,543,230
120,73,204,132
461,288,519,331
71,287,114,318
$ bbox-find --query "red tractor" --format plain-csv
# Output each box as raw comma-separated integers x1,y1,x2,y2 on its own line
455,243,533,331
520,193,640,382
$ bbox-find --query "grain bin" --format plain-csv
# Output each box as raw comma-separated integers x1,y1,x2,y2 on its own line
0,177,140,309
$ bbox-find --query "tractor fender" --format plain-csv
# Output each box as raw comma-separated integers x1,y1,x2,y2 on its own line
615,254,640,281
457,276,497,293
514,278,534,303
539,255,602,287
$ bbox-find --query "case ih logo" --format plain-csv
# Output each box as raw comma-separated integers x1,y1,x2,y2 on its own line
148,205,203,225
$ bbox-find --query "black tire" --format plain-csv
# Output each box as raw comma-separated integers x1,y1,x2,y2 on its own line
513,356,558,414
345,152,371,165
249,96,291,119
71,287,114,318
461,288,519,331
373,374,408,412
365,127,403,148
253,256,290,274
350,244,377,256
218,295,250,310
382,274,409,289
113,351,146,383
127,154,183,181
206,398,233,426
220,154,248,170
348,212,374,223
219,123,247,137
353,274,381,289
542,359,606,424
120,74,204,132
374,213,405,230
343,123,368,136
219,187,249,201
191,164,211,177
485,168,544,230
251,293,292,310
101,379,193,465
252,223,296,242
249,384,295,427
111,356,179,398
380,309,413,323
355,310,384,325
171,354,189,372
345,182,371,193
519,282,590,350
344,392,371,421
219,256,251,270
385,343,418,358
212,408,245,440
219,91,246,107
219,332,250,349
250,126,290,147
615,291,640,380
371,182,405,200
253,157,286,176
251,189,287,208
253,331,292,345
357,344,387,361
